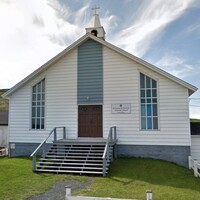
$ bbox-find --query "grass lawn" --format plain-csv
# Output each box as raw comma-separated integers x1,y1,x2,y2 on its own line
76,158,200,200
0,157,87,200
0,157,200,200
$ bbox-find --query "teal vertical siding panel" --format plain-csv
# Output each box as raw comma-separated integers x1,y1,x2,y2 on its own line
78,39,103,104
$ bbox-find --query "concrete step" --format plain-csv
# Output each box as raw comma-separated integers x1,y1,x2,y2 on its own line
49,148,104,152
37,161,109,166
35,168,106,175
36,165,107,170
35,140,114,176
47,152,104,156
40,157,105,162
45,155,104,159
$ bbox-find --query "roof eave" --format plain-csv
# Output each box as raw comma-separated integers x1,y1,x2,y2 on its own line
3,33,92,98
3,33,198,97
88,35,198,96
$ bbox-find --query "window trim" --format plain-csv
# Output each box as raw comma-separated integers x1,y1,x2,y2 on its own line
30,78,46,130
139,71,160,131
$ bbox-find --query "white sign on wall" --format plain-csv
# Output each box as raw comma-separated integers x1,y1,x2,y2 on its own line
111,104,131,114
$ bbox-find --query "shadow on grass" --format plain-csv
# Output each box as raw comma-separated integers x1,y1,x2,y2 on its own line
107,158,200,192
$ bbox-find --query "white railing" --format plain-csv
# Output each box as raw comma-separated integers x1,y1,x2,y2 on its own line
188,156,200,177
30,126,66,171
102,126,117,176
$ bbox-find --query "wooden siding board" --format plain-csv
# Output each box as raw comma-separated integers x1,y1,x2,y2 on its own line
103,46,190,146
8,50,78,143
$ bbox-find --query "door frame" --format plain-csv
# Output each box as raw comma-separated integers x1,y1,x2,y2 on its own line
77,104,103,138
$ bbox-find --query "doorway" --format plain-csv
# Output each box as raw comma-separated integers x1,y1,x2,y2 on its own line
78,105,102,137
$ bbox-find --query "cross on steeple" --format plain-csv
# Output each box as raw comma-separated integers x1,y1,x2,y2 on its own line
92,5,100,15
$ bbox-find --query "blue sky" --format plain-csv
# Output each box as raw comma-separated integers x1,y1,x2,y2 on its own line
0,0,200,118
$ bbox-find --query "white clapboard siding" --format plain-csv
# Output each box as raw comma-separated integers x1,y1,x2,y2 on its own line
191,135,200,162
103,46,190,146
9,50,77,143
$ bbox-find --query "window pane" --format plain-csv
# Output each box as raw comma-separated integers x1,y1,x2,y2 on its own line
140,73,145,88
141,105,146,116
42,107,45,117
32,79,45,130
153,104,157,116
146,76,151,88
141,90,145,97
140,74,158,131
32,107,36,117
152,80,157,88
42,80,45,92
37,94,41,100
38,82,41,92
147,105,151,116
41,119,44,129
147,117,152,129
147,98,151,103
153,117,158,129
33,86,36,93
141,117,146,129
32,94,36,101
147,89,151,97
37,107,40,117
152,98,157,103
152,89,157,97
36,119,40,129
32,118,36,129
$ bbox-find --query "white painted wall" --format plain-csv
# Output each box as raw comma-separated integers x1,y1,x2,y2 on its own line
0,126,8,147
191,135,200,161
8,43,191,147
9,50,77,143
103,46,190,146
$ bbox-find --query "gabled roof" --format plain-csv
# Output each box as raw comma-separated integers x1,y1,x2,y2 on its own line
2,33,197,98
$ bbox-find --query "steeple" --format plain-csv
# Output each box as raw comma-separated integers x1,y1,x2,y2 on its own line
85,6,106,40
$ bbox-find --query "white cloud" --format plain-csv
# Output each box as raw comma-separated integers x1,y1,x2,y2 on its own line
187,23,200,33
110,0,196,57
154,53,196,78
0,0,91,88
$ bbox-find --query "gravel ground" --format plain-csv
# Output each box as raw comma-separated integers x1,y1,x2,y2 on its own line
27,178,93,200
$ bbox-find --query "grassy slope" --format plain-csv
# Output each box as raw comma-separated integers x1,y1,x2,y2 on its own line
77,158,200,200
0,157,200,200
0,157,87,200
0,89,9,111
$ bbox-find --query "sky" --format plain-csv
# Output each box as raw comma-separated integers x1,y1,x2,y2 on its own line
0,0,200,118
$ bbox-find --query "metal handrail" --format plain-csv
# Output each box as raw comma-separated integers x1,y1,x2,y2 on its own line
102,126,117,176
30,126,66,171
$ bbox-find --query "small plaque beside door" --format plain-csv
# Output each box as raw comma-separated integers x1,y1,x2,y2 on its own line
111,104,131,114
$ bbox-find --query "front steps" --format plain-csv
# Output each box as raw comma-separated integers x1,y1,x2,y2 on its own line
35,140,114,175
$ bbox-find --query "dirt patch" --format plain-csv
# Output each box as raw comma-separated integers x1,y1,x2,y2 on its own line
27,178,93,200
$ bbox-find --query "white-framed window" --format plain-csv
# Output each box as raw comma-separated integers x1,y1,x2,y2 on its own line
140,73,158,130
32,79,45,129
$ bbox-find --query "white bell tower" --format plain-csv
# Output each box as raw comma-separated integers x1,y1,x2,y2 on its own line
85,6,106,40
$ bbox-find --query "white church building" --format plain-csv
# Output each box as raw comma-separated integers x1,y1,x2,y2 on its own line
3,11,197,170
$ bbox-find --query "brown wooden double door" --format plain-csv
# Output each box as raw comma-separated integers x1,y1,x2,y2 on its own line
78,105,102,137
